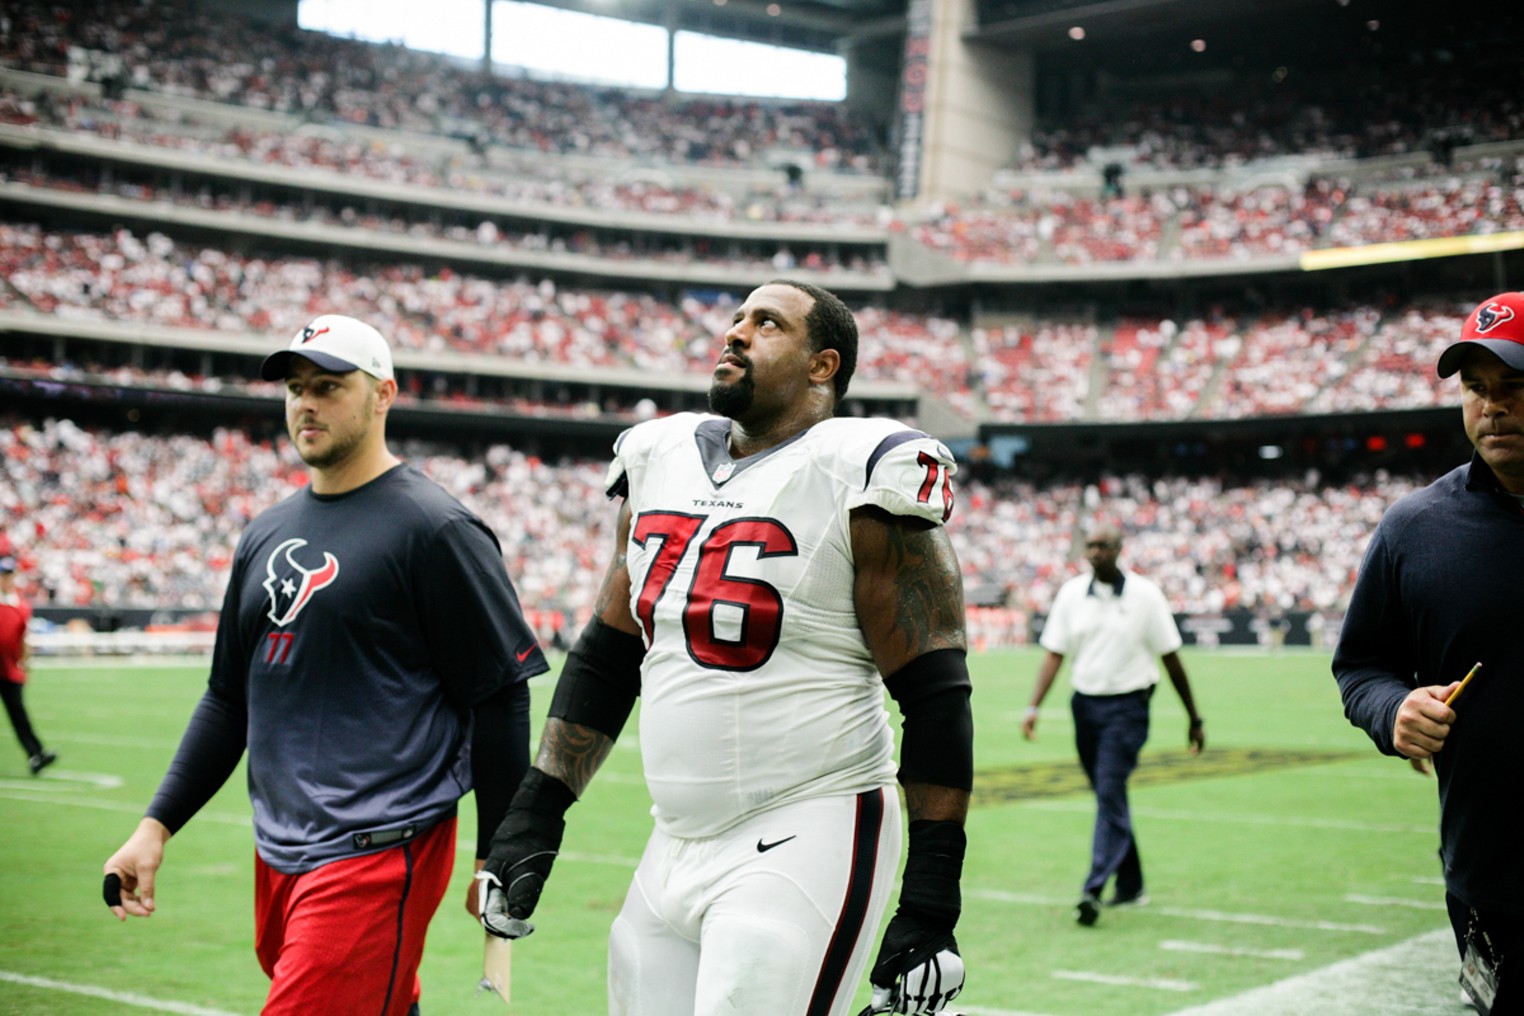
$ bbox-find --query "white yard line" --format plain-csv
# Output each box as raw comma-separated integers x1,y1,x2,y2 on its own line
1053,970,1198,992
967,889,1073,906
0,769,122,790
47,731,187,749
1345,893,1448,911
1147,904,1387,934
1021,799,1435,835
1160,940,1305,961
0,970,245,1016
456,838,640,868
1163,928,1461,1016
967,889,1388,934
0,791,250,825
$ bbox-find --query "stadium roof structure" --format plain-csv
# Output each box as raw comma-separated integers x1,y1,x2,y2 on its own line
233,0,1522,82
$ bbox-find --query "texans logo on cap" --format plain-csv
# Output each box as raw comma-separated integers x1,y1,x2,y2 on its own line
300,325,331,343
1475,302,1515,335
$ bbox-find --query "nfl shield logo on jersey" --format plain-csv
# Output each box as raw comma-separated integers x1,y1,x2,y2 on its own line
712,462,735,483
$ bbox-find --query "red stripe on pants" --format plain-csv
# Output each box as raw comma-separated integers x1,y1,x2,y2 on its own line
807,788,885,1016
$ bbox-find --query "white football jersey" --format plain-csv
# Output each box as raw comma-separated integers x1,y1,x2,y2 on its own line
608,412,957,838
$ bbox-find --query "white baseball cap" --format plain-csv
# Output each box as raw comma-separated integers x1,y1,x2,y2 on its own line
260,314,394,382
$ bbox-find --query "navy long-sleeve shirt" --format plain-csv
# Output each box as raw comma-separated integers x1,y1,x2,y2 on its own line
1334,453,1524,914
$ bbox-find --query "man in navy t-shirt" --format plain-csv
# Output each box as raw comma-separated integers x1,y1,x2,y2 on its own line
103,315,548,1016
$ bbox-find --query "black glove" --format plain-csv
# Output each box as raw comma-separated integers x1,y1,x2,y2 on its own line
864,820,966,1014
476,768,576,939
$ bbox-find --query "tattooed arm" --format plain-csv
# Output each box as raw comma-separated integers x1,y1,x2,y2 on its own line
852,506,972,1010
478,500,642,936
850,506,970,824
534,499,640,797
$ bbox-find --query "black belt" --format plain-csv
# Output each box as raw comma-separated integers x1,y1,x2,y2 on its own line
1075,686,1154,700
351,824,417,850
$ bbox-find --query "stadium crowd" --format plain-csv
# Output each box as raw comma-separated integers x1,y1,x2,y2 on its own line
0,222,967,411
0,220,1479,422
10,0,1521,179
4,0,1523,271
912,155,1524,266
0,2,1499,658
1013,58,1524,172
0,0,884,172
0,87,889,228
8,87,1521,268
0,417,1416,645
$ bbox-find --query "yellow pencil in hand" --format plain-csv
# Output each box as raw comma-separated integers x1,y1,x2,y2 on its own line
1445,662,1482,707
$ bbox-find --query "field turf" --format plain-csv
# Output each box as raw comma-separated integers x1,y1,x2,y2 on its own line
0,649,1467,1015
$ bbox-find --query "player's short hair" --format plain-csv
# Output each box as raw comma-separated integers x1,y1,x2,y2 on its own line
767,278,858,401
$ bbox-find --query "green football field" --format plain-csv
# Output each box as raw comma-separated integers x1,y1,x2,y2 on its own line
0,649,1472,1016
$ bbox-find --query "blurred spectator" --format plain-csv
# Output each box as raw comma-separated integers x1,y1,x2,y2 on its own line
0,553,56,775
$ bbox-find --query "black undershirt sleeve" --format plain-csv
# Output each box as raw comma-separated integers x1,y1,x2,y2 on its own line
884,648,975,792
471,680,531,860
145,688,248,834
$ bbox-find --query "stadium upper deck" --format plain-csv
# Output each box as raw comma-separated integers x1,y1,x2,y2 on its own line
0,0,1516,439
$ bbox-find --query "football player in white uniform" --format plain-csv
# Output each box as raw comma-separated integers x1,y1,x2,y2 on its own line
479,280,974,1016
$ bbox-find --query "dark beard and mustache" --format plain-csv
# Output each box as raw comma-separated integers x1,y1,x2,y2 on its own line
708,368,754,418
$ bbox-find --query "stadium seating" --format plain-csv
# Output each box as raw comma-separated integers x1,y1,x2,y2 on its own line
0,0,1505,640
0,418,1423,643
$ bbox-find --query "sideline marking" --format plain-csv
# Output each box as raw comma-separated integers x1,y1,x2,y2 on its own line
967,889,1387,934
49,731,185,749
0,769,123,790
0,970,245,1016
1345,893,1447,911
1163,928,1457,1016
0,792,250,825
31,657,209,671
1054,970,1197,991
1161,940,1305,961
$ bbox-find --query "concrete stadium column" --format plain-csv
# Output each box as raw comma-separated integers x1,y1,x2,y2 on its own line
900,0,1034,205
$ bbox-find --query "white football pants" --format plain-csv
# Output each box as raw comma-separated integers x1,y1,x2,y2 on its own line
608,787,901,1016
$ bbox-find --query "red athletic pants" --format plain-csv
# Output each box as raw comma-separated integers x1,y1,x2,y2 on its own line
254,816,456,1016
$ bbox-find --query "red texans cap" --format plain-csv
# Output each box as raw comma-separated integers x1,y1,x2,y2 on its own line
1437,292,1524,378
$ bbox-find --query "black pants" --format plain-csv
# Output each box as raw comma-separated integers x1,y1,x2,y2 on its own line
0,678,43,759
1072,688,1152,899
1448,892,1522,1013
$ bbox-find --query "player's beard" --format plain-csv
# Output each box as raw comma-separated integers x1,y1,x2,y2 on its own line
298,424,365,470
293,390,375,469
708,371,754,418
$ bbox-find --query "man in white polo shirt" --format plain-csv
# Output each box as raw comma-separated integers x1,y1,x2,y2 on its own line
1021,520,1204,927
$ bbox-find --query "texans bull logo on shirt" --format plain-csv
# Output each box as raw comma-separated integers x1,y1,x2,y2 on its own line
262,537,340,627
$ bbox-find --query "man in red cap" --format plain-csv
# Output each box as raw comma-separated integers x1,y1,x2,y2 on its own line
1336,291,1524,1012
